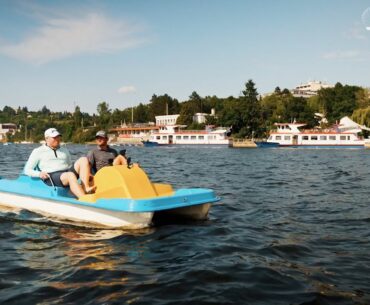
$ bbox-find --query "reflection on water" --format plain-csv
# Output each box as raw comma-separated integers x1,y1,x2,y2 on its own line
1,144,370,304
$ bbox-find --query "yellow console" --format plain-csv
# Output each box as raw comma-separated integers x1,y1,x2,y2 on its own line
79,164,174,203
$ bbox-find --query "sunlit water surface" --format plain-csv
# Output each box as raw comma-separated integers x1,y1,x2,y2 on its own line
0,144,369,305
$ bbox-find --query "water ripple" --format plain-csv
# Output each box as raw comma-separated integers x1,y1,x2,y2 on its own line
0,145,370,304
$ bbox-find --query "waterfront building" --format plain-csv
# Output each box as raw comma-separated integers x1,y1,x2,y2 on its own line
0,123,17,141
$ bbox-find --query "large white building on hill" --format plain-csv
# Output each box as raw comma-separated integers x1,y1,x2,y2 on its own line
291,81,333,98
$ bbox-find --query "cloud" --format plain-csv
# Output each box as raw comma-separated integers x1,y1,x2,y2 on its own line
322,50,361,60
118,85,137,94
0,12,147,64
343,23,368,40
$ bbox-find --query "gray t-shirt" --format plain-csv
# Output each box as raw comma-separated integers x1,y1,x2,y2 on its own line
87,146,118,173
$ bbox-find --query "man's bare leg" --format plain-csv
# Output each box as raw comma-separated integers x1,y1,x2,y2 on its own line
113,155,127,166
74,157,95,193
60,172,85,198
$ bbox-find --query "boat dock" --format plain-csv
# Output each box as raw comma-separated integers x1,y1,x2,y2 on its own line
229,139,257,148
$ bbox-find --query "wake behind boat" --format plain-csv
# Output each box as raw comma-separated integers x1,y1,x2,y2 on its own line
0,165,219,229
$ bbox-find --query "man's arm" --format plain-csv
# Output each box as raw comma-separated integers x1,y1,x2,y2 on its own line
24,149,42,177
87,150,96,173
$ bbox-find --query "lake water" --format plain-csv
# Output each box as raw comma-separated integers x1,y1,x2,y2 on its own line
0,144,370,305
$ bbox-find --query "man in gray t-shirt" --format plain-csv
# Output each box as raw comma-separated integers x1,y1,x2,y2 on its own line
87,131,127,173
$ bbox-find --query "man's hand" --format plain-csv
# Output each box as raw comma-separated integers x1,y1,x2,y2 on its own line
39,171,50,180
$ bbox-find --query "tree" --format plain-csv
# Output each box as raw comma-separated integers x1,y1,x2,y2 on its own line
73,106,83,128
317,83,362,122
135,103,150,123
176,102,194,125
238,79,262,137
148,94,180,120
2,106,16,117
41,106,51,115
97,101,112,128
188,91,203,113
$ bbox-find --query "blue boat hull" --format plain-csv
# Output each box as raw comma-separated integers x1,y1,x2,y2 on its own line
255,141,280,148
0,175,219,228
142,141,160,147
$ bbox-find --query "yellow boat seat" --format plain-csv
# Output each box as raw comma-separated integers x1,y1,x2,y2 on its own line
79,164,174,203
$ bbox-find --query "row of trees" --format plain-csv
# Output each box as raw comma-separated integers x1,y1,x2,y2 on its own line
1,80,369,143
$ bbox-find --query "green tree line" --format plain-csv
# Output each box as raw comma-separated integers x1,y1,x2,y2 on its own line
1,80,369,143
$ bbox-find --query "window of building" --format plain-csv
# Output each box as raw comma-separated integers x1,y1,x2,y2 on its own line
284,135,291,140
311,136,318,140
191,136,196,140
176,136,181,140
320,135,327,140
199,136,204,140
340,136,346,140
275,136,282,140
329,135,336,140
302,136,309,140
183,136,189,140
162,136,167,140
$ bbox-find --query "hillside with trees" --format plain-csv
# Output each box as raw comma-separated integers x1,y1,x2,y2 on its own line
1,80,369,143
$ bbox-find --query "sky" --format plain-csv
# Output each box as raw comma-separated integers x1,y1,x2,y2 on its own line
0,0,370,114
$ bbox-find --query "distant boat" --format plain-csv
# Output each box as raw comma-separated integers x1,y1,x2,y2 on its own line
147,125,231,145
142,140,160,147
255,141,279,148
266,117,370,148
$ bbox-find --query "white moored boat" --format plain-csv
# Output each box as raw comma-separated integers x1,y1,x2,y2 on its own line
265,116,370,148
146,125,230,145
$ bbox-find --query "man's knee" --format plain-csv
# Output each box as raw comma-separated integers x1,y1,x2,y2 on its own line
81,156,89,164
74,156,89,171
114,155,127,165
60,172,77,186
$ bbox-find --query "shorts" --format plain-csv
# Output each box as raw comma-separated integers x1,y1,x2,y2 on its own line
43,165,79,187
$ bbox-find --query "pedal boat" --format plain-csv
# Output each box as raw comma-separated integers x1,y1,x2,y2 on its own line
0,164,219,229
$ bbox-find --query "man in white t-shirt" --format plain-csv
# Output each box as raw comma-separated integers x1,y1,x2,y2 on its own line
24,128,94,198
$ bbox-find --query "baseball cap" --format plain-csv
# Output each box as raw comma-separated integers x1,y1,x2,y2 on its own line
96,130,107,138
44,128,61,138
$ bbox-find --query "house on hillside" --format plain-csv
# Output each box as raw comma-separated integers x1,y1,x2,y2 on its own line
0,123,17,142
291,81,333,98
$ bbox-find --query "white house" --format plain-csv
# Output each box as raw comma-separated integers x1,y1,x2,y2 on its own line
0,123,17,141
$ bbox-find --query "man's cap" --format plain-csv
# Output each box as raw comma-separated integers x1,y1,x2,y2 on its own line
44,128,61,138
96,130,108,138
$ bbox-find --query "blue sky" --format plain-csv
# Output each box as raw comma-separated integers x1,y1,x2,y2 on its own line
0,0,370,114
